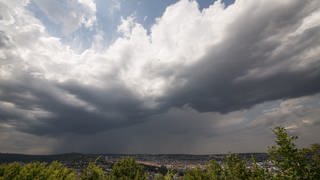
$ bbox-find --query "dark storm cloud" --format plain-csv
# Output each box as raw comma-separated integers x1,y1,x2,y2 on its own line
49,99,320,154
160,0,320,113
0,74,160,135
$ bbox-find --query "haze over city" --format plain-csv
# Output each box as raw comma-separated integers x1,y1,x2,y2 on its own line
0,0,320,155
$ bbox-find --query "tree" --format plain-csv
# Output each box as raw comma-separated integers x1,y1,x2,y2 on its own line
183,126,320,180
16,162,48,180
0,162,21,179
206,160,223,179
109,157,146,180
222,154,250,180
81,161,106,180
305,143,320,179
163,169,176,180
46,161,76,180
184,167,209,180
248,156,272,180
268,127,308,179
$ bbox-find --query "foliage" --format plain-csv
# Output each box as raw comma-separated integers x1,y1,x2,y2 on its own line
0,162,21,180
164,169,176,180
268,127,320,179
247,156,272,180
184,167,208,180
0,161,76,180
46,161,76,180
81,161,106,180
154,173,165,180
206,160,223,179
305,143,320,179
154,166,172,180
222,154,250,179
109,157,147,180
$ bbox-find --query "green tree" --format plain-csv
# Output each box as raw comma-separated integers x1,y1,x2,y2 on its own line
46,161,76,180
81,161,107,180
163,169,176,180
184,167,209,180
268,127,310,179
305,144,320,179
0,162,21,180
16,162,48,180
247,156,272,180
109,157,146,180
154,173,165,180
206,160,223,179
0,161,76,180
222,154,250,180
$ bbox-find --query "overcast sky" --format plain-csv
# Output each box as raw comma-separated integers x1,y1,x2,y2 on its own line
0,0,320,154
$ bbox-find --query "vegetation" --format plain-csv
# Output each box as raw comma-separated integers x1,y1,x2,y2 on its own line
268,127,320,179
182,127,320,180
109,157,147,180
0,127,319,179
81,161,106,180
0,161,76,180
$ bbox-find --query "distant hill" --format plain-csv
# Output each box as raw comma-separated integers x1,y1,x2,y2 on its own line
0,152,99,163
0,152,268,163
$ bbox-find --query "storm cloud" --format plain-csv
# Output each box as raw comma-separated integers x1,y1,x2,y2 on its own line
0,0,320,154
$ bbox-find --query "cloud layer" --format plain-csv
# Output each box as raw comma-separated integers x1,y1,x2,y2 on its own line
0,0,320,154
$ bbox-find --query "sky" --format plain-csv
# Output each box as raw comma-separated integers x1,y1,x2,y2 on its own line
0,0,320,155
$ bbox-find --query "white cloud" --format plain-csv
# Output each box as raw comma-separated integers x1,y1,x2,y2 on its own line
32,0,96,34
78,0,96,13
3,0,319,104
247,95,320,132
